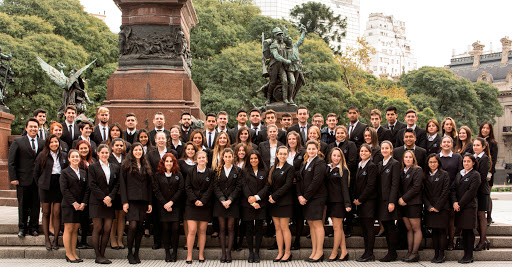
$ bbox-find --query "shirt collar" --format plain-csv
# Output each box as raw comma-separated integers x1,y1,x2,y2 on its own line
389,120,397,127
430,169,438,176
428,133,438,141
127,129,136,135
307,155,317,164
408,124,417,131
99,160,109,168
461,168,473,176
440,151,453,157
404,145,416,151
359,158,370,169
404,166,410,173
383,156,391,166
197,166,206,173
475,151,485,158
350,120,359,127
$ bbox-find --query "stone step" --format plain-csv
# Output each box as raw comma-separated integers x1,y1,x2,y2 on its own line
0,197,17,207
0,190,16,198
0,246,509,261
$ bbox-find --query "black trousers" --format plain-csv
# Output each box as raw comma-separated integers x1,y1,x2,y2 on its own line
79,205,90,243
16,184,40,230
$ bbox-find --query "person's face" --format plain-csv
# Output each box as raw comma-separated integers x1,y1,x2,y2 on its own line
81,125,92,137
275,33,283,42
370,115,381,128
308,130,319,141
49,137,60,152
428,122,438,135
404,152,414,167
381,143,391,157
185,145,196,158
125,116,137,130
237,112,248,125
192,133,203,146
111,127,121,139
197,153,207,166
473,140,484,154
98,112,109,124
170,128,180,140
237,147,246,159
53,126,63,138
306,143,318,158
156,133,167,147
458,129,467,141
326,117,338,129
335,129,347,141
463,157,474,171
443,120,453,133
386,111,397,124
331,150,342,165
181,115,191,128
206,116,217,130
223,152,233,165
404,132,416,146
441,138,453,151
249,154,259,167
404,112,417,126
359,147,371,161
428,157,439,172
218,134,227,146
65,109,76,123
164,156,174,172
268,127,277,140
312,117,323,128
35,112,46,126
98,147,110,162
69,152,80,166
113,141,124,155
281,116,292,128
287,135,297,148
132,146,143,159
153,114,165,128
78,143,89,157
249,112,261,125
239,130,249,142
265,114,276,125
347,110,359,123
277,148,288,163
481,124,491,137
364,131,372,144
138,132,149,145
297,109,308,124
217,115,228,127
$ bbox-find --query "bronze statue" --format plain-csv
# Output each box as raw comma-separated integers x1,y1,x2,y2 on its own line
36,57,95,118
0,46,14,113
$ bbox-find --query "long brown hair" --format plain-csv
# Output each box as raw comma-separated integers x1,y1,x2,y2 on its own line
268,146,289,185
303,139,324,164
39,134,61,168
121,142,153,176
216,148,234,179
441,117,457,139
364,127,379,150
473,137,492,171
454,126,472,154
212,131,231,169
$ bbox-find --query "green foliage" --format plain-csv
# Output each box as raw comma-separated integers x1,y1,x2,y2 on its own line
0,0,118,134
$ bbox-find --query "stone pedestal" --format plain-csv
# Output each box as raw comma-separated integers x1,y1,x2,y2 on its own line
0,112,14,190
104,0,203,127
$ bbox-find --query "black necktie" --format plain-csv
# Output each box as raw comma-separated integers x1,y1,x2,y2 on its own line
300,127,306,142
253,127,258,135
69,124,73,137
39,129,43,139
102,127,107,141
31,138,36,152
208,132,212,149
390,125,394,132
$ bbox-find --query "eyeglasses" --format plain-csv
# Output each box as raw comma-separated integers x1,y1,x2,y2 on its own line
428,161,438,164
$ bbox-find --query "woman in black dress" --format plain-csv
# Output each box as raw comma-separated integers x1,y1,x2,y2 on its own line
120,142,153,264
268,146,294,262
76,140,95,249
325,147,351,262
88,144,120,264
451,153,481,263
178,141,199,249
399,150,424,262
363,127,383,164
34,134,68,250
241,150,269,263
286,131,305,249
423,154,450,263
354,144,377,262
297,140,327,262
184,150,214,263
169,125,184,158
60,149,88,263
478,121,497,226
377,141,400,262
213,148,242,263
455,126,473,155
426,119,442,155
152,153,184,262
108,138,126,250
472,137,491,251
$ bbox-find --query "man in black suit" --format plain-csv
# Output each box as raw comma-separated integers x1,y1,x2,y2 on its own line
383,106,406,141
280,113,293,132
249,108,266,145
346,106,367,149
180,112,193,143
149,112,170,146
263,109,287,144
287,106,311,146
216,111,229,133
72,120,98,155
91,107,110,146
320,113,338,145
61,105,80,148
8,118,44,237
393,128,427,169
395,109,427,150
123,113,139,145
32,108,49,140
228,109,255,144
370,109,392,144
203,113,218,150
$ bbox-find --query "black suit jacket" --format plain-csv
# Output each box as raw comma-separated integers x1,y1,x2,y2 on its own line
475,155,491,195
393,146,427,169
213,166,242,202
287,123,312,146
152,172,185,206
185,166,214,207
123,129,140,145
180,128,193,143
423,169,450,211
72,137,97,154
377,126,393,144
8,136,44,186
61,122,80,149
241,168,269,208
33,151,68,190
269,162,295,206
257,140,284,169
383,120,407,141
147,148,178,172
395,126,428,150
203,130,218,150
347,121,368,149
426,134,442,155
297,156,327,200
399,167,424,205
87,162,120,206
149,129,170,146
377,157,400,204
91,125,108,147
228,126,256,145
60,166,89,208
354,161,378,202
120,167,152,204
451,169,480,209
325,166,351,206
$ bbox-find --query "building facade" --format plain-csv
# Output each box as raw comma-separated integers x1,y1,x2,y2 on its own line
363,13,417,78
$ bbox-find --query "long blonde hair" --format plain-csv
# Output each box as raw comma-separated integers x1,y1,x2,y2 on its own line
212,131,231,169
268,146,288,185
328,147,350,186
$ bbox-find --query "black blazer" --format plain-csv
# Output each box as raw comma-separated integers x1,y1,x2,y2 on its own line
228,126,256,145
354,160,378,202
451,169,481,209
297,156,327,200
8,136,44,186
289,149,305,172
488,141,498,174
426,134,442,155
320,127,337,145
149,129,170,146
60,139,69,154
180,128,193,143
203,130,218,150
120,166,152,204
213,166,242,202
347,121,368,149
152,172,185,207
258,140,284,169
329,140,358,172
319,141,330,158
34,151,68,190
377,126,393,144
383,120,407,141
399,166,424,205
395,126,428,150
88,161,120,206
108,154,124,168
287,123,313,146
371,146,384,165
269,162,295,206
185,166,214,207
475,154,491,195
423,169,450,211
60,166,89,208
91,125,108,146
325,166,351,207
147,148,178,172
393,146,427,169
377,157,400,204
169,141,185,159
72,137,97,154
61,122,80,148
257,126,287,146
241,168,269,208
123,129,140,145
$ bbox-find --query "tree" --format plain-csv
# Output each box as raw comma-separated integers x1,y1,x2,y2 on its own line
335,37,376,93
290,1,347,53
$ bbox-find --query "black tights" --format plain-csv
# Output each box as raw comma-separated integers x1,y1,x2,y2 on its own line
462,229,475,260
127,220,144,257
42,202,61,247
360,218,375,257
246,220,263,253
218,217,235,260
92,218,113,260
432,228,447,259
162,222,179,256
382,220,397,255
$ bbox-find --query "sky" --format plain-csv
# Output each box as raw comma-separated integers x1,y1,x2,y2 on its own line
80,0,512,67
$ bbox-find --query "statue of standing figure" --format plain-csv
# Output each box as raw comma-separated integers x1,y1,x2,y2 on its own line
0,46,14,112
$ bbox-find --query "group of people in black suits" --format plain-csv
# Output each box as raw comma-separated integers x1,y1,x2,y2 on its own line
8,104,497,264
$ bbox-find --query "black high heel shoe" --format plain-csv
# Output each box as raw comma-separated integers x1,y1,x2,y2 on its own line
65,256,80,263
337,253,349,261
273,255,283,262
327,254,338,262
308,254,324,262
280,254,292,262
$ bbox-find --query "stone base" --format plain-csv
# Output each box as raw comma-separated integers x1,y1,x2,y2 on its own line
263,102,298,113
0,112,14,190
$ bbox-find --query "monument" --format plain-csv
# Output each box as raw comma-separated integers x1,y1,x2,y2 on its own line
0,46,15,189
104,0,203,127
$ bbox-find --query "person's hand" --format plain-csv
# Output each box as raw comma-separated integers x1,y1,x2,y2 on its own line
268,195,275,204
72,202,80,210
10,180,19,185
398,198,406,206
298,196,307,205
103,196,112,206
164,201,173,212
453,202,460,212
253,203,261,209
195,200,203,206
147,205,152,213
285,59,292,65
388,203,395,212
353,199,361,206
248,196,257,204
345,207,352,212
123,203,129,213
79,203,86,211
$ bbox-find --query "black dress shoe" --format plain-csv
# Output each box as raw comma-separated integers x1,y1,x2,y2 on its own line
356,254,375,262
95,258,111,264
17,229,26,237
76,258,84,262
379,252,397,262
65,256,80,263
248,252,254,263
458,257,474,264
308,255,324,262
127,253,137,264
52,245,60,250
152,244,161,250
337,253,349,261
29,230,39,236
327,255,337,262
77,243,92,249
45,246,52,251
134,254,141,263
403,253,419,262
253,253,260,263
186,260,193,264
273,255,283,262
199,259,205,263
111,246,120,250
280,254,292,262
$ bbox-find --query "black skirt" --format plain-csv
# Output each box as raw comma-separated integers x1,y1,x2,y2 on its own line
241,206,267,221
159,205,181,222
400,204,422,219
213,200,240,218
39,174,63,203
425,209,449,229
327,202,347,219
477,194,490,211
303,197,326,221
356,199,376,218
89,203,115,219
126,200,149,222
112,193,123,211
184,205,212,222
62,207,82,224
455,207,477,229
377,200,398,221
270,204,293,218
